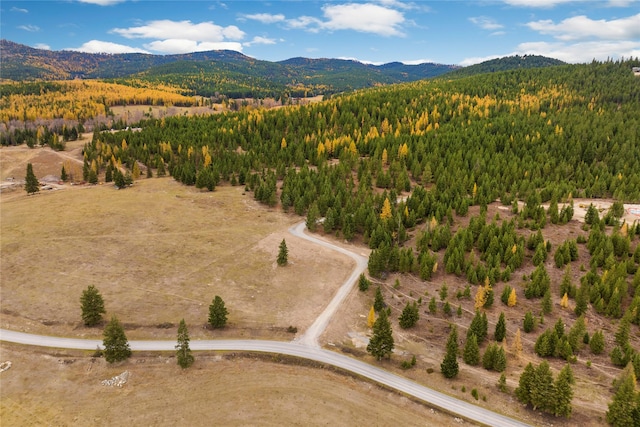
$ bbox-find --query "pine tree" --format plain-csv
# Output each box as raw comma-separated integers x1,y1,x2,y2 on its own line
80,285,106,327
399,301,419,328
531,361,555,412
463,333,480,366
277,239,288,266
25,163,39,194
60,165,68,182
515,362,535,405
553,364,575,418
495,312,507,342
468,310,488,342
523,311,536,333
441,325,459,379
367,306,376,328
102,316,131,363
176,319,194,369
208,295,228,329
428,296,437,314
590,330,605,354
373,286,385,313
541,289,553,315
367,309,394,360
607,366,638,427
358,274,371,292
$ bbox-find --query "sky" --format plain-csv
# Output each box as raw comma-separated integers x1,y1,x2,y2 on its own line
1,0,639,66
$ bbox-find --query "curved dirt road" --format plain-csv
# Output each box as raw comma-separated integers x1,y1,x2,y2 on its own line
0,329,530,427
288,221,369,347
0,221,531,426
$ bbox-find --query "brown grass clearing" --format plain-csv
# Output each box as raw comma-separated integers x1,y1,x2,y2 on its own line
1,176,352,340
0,344,460,427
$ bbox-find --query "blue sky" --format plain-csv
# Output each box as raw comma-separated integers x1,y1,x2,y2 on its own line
2,0,639,65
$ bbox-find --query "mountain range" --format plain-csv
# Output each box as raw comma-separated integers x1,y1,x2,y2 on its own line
0,40,566,98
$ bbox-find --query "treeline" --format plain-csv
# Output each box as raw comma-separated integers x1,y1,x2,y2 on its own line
0,80,196,123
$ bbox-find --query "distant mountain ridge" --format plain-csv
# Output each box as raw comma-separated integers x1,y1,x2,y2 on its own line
0,40,566,98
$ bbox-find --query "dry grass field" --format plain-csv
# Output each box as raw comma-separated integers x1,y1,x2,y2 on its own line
0,344,457,427
0,174,355,340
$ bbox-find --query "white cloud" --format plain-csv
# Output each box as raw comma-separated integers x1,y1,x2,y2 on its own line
68,40,151,54
459,39,640,65
527,14,640,41
338,56,384,65
501,0,581,7
11,6,28,13
459,54,503,66
516,40,640,63
321,3,405,36
402,58,438,65
111,20,245,42
76,0,125,5
503,0,639,7
243,36,277,47
286,16,324,32
143,39,243,54
240,13,285,24
469,16,504,31
18,24,40,32
34,43,51,50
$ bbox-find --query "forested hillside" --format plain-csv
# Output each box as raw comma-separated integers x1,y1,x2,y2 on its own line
445,55,566,79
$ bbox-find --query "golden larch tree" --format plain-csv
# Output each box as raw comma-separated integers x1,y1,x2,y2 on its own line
508,288,517,307
367,306,376,328
474,285,487,310
512,328,523,359
380,197,392,221
560,293,569,309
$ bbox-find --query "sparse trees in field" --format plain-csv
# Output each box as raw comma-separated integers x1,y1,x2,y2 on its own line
80,285,106,327
102,316,131,363
277,239,288,266
176,319,194,369
208,295,228,329
25,163,39,194
367,309,394,360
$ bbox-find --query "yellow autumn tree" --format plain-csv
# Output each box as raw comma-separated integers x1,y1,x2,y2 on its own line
474,285,487,310
317,141,326,157
381,148,388,165
281,137,287,149
512,328,523,359
132,161,141,180
560,292,569,309
367,306,376,328
508,288,517,307
380,197,392,220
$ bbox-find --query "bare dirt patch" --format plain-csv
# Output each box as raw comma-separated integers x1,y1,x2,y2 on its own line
0,344,462,427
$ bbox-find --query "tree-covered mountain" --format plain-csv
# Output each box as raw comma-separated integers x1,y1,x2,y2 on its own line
0,39,458,97
444,55,567,79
